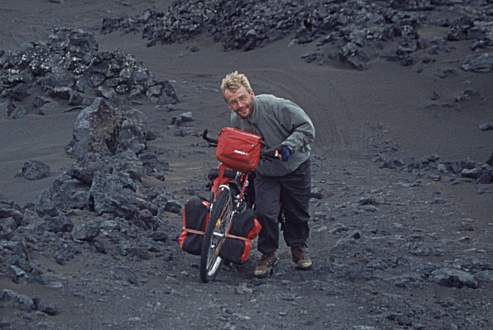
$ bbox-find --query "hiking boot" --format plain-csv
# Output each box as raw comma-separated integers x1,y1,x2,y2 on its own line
254,253,278,278
291,247,312,270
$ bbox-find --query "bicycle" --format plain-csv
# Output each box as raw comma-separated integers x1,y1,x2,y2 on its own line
199,128,276,283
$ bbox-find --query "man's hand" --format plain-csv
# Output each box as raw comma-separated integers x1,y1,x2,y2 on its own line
274,145,293,161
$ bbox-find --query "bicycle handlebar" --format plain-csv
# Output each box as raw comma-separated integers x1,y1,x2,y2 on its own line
202,129,218,146
260,148,279,160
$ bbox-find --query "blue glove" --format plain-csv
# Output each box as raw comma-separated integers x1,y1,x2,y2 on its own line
279,145,292,161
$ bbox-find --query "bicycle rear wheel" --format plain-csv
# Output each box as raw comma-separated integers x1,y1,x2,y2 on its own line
199,186,234,283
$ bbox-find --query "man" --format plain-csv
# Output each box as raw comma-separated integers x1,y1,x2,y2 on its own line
220,71,316,278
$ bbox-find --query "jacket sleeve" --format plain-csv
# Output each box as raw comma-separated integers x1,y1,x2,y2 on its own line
277,101,315,152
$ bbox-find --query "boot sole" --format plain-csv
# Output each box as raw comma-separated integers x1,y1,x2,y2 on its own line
295,261,313,270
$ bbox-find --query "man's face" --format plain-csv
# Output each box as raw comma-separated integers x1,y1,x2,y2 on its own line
223,86,255,119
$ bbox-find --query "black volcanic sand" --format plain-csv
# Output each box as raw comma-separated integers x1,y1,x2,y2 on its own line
1,1,493,329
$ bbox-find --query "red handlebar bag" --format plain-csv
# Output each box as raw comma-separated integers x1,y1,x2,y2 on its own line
216,128,262,172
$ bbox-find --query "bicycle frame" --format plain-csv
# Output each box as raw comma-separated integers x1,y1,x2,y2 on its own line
210,163,251,210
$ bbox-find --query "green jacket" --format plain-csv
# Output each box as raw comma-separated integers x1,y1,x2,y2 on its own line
230,94,315,176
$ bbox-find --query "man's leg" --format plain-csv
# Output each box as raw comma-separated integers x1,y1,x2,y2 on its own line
254,174,281,255
280,160,312,269
253,174,281,277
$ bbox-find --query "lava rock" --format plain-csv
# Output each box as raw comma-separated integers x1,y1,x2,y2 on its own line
461,53,493,72
16,160,50,180
0,289,36,311
431,268,479,288
67,98,122,160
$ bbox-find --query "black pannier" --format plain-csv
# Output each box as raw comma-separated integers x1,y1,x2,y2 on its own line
219,209,261,264
178,196,210,255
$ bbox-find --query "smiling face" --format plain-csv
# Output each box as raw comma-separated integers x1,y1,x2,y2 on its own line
223,85,255,119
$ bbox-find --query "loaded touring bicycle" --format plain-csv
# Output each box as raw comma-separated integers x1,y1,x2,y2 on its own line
179,127,276,283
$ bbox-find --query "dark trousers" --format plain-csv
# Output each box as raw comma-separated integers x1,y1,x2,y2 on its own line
254,159,311,255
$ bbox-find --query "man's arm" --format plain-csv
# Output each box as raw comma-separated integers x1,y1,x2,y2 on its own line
277,101,315,152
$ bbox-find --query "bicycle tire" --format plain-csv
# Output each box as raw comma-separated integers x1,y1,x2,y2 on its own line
199,186,233,283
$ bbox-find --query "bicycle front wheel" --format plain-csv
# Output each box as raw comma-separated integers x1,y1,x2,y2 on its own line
199,186,234,283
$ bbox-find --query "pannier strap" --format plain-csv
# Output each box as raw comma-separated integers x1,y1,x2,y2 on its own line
183,228,206,235
225,233,248,241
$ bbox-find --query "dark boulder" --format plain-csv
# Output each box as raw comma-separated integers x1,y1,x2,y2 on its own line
431,268,479,289
36,174,91,216
67,98,122,160
461,53,493,73
16,160,50,180
67,98,150,160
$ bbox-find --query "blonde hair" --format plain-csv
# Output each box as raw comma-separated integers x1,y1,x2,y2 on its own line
220,71,253,94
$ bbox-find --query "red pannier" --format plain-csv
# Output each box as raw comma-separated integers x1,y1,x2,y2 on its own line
178,196,211,255
219,209,262,264
216,127,263,172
